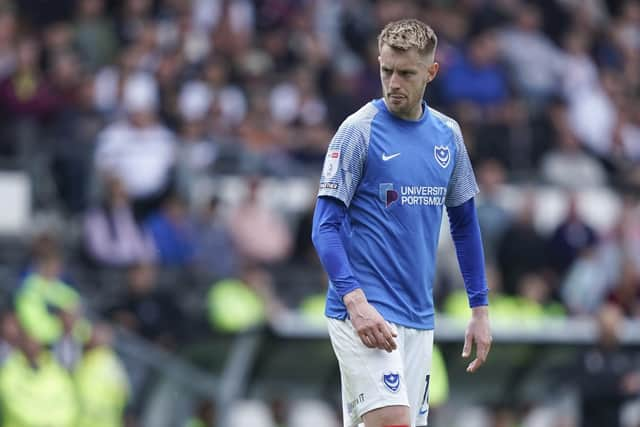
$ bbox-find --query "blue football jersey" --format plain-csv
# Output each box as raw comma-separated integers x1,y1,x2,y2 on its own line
318,98,479,330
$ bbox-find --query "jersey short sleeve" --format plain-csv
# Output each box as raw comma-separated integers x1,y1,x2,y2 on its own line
444,120,479,207
318,111,373,207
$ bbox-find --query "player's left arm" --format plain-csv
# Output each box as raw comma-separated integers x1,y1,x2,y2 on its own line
444,120,492,373
447,198,491,373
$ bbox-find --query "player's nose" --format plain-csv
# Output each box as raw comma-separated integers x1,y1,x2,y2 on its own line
389,72,402,90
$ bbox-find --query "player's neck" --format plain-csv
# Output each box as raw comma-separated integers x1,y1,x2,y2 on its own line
383,98,425,121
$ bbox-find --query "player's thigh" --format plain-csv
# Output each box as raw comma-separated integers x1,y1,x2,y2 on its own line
362,404,410,427
402,328,434,426
328,318,410,427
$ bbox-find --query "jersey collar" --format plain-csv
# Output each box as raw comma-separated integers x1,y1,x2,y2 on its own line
375,98,430,125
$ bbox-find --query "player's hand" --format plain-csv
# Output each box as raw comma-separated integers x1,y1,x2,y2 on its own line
462,305,492,373
344,289,398,352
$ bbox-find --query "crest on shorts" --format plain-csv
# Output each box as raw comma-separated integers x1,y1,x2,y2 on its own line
434,145,450,168
382,372,400,393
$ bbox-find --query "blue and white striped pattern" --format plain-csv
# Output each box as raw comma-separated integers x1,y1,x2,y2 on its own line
318,103,378,206
430,108,479,207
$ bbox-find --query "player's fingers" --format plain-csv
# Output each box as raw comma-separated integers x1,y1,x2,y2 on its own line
360,332,375,348
476,336,492,362
462,332,472,358
372,329,390,352
466,357,485,373
379,324,397,351
387,322,399,337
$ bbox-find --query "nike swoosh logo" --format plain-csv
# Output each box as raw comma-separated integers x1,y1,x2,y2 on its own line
382,152,401,161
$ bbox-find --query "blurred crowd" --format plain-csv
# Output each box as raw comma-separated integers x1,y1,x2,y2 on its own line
0,0,638,426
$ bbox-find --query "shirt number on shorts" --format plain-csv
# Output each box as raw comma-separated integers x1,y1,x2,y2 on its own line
419,374,430,415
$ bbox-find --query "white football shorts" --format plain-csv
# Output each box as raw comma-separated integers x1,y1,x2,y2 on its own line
327,318,434,427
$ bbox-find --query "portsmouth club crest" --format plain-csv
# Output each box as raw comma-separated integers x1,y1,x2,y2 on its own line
382,371,401,393
434,145,450,168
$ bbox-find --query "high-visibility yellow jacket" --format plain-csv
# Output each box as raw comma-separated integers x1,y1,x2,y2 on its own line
0,350,78,427
207,279,265,333
15,274,80,345
73,346,130,427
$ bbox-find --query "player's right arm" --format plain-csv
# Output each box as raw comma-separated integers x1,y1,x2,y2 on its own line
312,197,397,352
311,115,397,352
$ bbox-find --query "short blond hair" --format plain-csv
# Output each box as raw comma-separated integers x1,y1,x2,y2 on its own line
378,19,438,60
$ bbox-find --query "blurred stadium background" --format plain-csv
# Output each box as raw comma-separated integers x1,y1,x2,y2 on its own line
0,0,638,426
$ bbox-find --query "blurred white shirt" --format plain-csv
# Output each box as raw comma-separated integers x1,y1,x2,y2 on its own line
95,121,176,198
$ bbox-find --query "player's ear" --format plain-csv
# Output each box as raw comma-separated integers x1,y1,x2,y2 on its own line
427,61,439,83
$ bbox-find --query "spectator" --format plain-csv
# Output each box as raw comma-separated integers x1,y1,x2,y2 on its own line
0,35,59,123
144,193,196,267
496,192,548,295
201,57,247,133
175,80,219,194
228,177,292,266
475,159,511,264
47,48,81,109
94,72,177,221
0,5,17,81
0,309,19,363
0,328,78,427
441,28,509,110
561,30,600,100
192,196,237,279
108,263,185,347
207,266,285,333
52,308,87,371
540,98,607,189
497,3,566,109
237,87,290,154
547,194,598,278
117,0,154,46
606,259,640,318
74,323,131,427
561,245,611,315
73,0,119,72
84,175,156,268
573,304,640,427
567,68,621,159
49,70,104,213
14,249,82,345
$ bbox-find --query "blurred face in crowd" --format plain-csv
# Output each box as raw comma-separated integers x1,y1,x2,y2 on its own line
16,37,40,71
88,323,114,348
379,44,438,121
128,263,156,295
51,51,81,89
38,254,62,279
1,312,20,345
598,304,623,348
517,4,541,31
79,0,104,19
126,0,152,17
469,31,499,67
0,11,16,44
